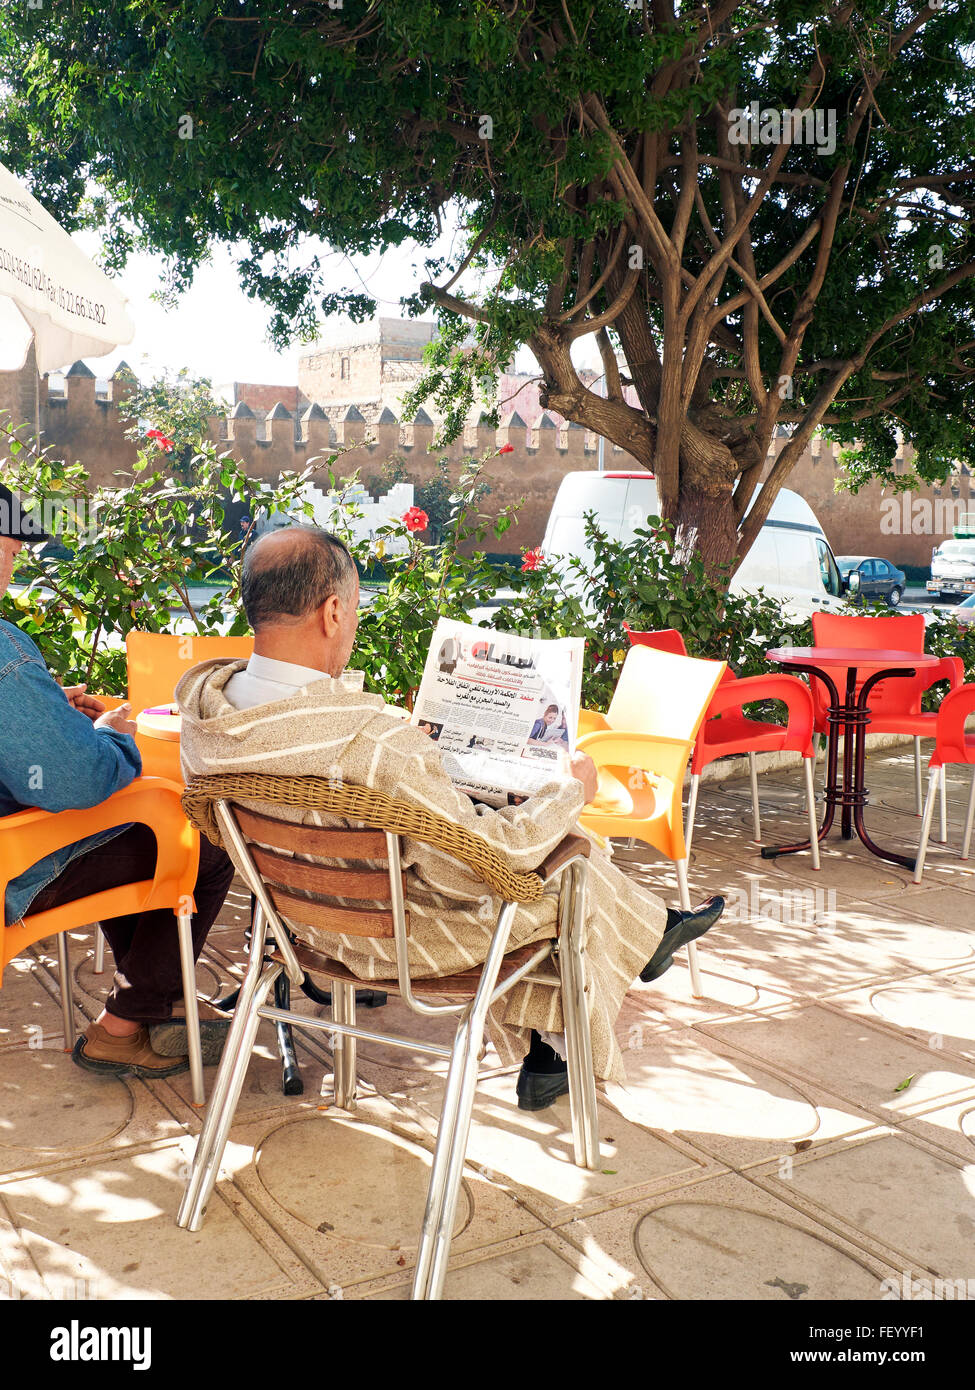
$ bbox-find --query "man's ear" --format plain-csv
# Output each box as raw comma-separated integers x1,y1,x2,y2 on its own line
320,594,342,637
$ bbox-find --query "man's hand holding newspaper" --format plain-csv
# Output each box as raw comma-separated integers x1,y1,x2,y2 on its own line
567,751,598,806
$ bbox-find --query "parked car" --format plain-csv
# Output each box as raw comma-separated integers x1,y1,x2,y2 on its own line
836,555,906,606
541,471,849,622
926,536,975,602
946,592,975,625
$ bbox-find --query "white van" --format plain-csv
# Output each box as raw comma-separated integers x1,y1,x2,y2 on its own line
540,471,847,622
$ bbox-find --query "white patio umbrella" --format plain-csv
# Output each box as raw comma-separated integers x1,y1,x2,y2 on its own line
0,159,135,376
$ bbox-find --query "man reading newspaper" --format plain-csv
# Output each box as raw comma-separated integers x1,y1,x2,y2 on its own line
179,528,725,1108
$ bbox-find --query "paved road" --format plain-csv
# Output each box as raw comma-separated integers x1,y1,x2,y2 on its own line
901,585,971,618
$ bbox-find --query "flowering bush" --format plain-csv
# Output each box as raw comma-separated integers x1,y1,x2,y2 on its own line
347,455,516,706
9,406,963,723
0,411,347,690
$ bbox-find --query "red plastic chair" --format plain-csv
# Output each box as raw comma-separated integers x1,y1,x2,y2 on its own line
624,626,820,866
810,612,963,826
913,684,975,882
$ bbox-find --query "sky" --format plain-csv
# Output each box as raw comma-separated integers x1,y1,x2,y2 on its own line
70,225,599,401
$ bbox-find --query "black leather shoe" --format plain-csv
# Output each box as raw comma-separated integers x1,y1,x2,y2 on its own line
640,895,725,982
516,1062,570,1111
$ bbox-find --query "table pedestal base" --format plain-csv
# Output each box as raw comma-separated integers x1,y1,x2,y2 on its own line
762,662,918,870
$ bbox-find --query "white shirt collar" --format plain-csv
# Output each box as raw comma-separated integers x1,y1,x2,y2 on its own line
244,651,332,688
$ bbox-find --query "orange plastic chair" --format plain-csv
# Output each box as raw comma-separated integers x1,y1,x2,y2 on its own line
625,626,819,863
576,644,727,996
88,632,253,977
810,612,963,826
0,778,207,1104
914,684,975,882
126,631,254,781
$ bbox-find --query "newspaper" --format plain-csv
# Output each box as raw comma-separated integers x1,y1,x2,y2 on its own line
410,618,585,807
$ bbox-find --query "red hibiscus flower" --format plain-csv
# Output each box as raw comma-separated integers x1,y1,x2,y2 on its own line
521,547,544,572
402,506,429,533
498,443,514,454
146,428,175,453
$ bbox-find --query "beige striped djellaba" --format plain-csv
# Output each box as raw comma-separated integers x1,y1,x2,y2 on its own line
177,659,668,1082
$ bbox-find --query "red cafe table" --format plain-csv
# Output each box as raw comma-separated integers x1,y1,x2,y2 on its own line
764,647,943,871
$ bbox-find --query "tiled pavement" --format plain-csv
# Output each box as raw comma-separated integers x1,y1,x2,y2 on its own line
2,746,974,1301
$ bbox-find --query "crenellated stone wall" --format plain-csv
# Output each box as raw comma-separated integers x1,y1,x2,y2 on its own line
2,353,971,564
764,434,974,570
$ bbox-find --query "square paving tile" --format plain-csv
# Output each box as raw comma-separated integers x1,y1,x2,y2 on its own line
0,1138,320,1299
395,1069,721,1224
609,1025,876,1170
756,1133,975,1280
0,1045,186,1177
701,1003,975,1122
822,970,975,1066
212,1094,545,1290
558,1171,898,1300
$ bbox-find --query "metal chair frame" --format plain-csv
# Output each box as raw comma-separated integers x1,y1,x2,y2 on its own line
177,797,599,1301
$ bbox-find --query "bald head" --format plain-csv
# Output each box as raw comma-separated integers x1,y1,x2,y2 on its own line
242,526,356,631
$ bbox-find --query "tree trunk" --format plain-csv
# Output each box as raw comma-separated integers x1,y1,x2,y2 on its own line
673,480,738,580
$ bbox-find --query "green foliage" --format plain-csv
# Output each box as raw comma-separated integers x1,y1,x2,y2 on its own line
4,412,971,723
5,0,975,539
0,414,340,691
375,454,491,546
349,457,511,704
923,612,975,711
120,369,223,480
493,515,811,710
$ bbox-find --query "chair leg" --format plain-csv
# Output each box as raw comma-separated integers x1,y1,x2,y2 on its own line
804,738,820,813
938,764,948,843
914,767,941,884
56,932,76,1050
559,865,599,1171
675,857,704,998
748,752,761,843
93,925,106,975
810,731,824,809
803,758,821,871
273,972,303,1097
685,773,700,857
914,737,923,817
420,1020,487,1303
332,980,357,1111
177,963,282,1231
411,899,518,1300
411,1015,477,1301
176,911,205,1107
961,766,975,861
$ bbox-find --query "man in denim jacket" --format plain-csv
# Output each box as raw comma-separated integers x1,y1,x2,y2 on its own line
0,482,234,1077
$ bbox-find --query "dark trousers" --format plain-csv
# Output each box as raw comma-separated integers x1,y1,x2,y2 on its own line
30,824,235,1025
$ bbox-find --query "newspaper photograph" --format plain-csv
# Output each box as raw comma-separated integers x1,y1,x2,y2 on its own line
410,618,585,806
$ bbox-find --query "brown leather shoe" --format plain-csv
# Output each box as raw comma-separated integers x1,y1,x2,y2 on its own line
72,1021,189,1079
